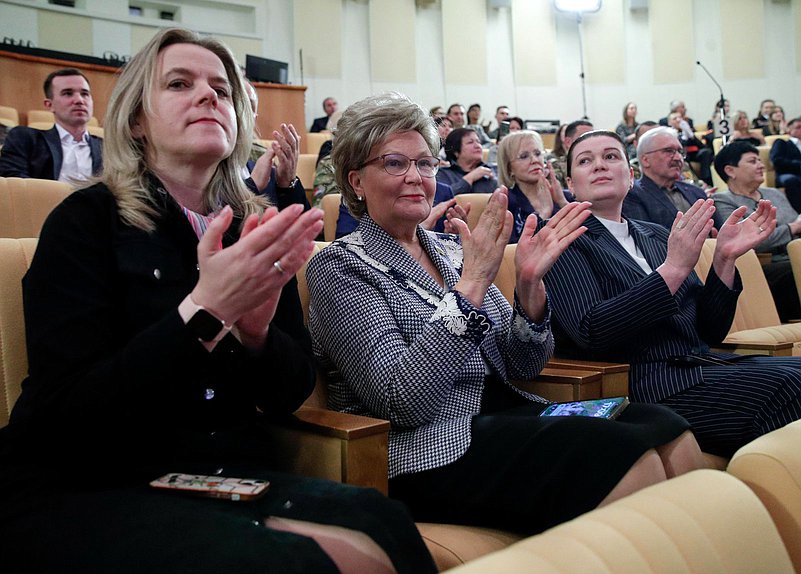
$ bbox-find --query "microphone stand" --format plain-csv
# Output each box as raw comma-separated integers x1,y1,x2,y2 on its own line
696,60,729,146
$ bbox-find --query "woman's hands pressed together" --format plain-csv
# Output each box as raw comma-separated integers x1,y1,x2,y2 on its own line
515,202,591,321
449,188,513,307
192,203,323,350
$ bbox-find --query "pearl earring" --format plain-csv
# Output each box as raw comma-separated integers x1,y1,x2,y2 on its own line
357,196,363,201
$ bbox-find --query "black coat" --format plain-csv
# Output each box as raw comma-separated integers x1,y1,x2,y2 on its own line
0,125,103,179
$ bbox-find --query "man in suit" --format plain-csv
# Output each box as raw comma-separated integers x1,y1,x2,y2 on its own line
769,117,801,212
0,68,102,181
309,97,337,133
658,100,695,131
623,126,711,228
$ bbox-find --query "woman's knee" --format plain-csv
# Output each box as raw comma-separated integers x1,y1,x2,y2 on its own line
598,450,666,507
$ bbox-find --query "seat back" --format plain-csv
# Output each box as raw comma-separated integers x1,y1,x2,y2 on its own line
305,132,332,156
0,105,19,128
296,241,330,408
494,244,517,304
296,153,317,193
787,239,801,305
320,193,341,241
695,238,781,332
448,469,794,574
728,419,801,573
0,238,37,427
0,177,73,238
26,110,54,126
454,193,491,230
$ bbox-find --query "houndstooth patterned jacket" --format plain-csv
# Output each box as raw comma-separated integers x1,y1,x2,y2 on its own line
307,215,553,479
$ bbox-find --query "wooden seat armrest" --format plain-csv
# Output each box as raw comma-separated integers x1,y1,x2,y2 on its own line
714,341,794,356
546,357,630,397
261,407,390,494
513,367,605,402
290,406,390,440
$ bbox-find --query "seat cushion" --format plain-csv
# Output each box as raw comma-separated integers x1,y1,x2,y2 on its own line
416,522,522,571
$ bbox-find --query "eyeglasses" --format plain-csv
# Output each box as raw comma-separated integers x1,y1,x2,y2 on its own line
643,146,686,159
362,153,440,178
513,149,544,162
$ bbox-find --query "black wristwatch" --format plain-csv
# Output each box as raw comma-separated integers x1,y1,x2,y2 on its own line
186,308,227,342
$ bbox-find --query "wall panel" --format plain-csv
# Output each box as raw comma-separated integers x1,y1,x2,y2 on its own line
511,0,557,86
650,0,694,84
369,0,416,83
442,0,486,85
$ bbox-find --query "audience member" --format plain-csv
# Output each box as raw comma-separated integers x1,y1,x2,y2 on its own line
309,96,337,133
242,80,307,209
763,106,787,137
752,99,775,130
659,100,695,130
466,103,492,146
437,127,497,194
713,141,801,321
623,126,710,229
0,28,435,574
667,111,713,186
729,110,766,146
548,119,593,188
508,116,524,131
545,129,801,459
308,92,704,536
769,117,801,212
0,68,102,181
434,115,453,163
615,102,639,158
447,103,466,129
311,111,345,208
496,130,573,242
551,123,568,156
429,105,446,119
487,105,511,139
628,121,658,179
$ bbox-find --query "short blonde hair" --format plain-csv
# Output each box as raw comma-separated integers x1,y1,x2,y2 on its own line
331,92,438,220
101,27,265,231
496,130,543,188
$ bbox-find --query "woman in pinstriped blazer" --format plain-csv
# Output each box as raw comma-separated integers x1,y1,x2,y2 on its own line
307,93,705,535
545,129,801,458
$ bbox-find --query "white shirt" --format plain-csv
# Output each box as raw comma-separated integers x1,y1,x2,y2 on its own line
597,216,653,274
55,123,92,183
790,136,801,155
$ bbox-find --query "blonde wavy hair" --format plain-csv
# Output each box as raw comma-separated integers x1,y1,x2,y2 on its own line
100,27,266,231
496,130,544,188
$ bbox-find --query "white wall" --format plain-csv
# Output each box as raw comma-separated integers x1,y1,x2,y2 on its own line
2,0,799,133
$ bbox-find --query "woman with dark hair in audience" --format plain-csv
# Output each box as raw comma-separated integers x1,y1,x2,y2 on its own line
712,141,801,321
752,99,775,130
307,92,706,536
551,123,568,156
545,129,801,459
496,130,573,243
0,28,436,574
508,116,525,132
436,127,498,194
615,102,639,158
730,110,766,146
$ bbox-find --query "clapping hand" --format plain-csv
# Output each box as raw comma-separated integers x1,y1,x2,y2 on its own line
713,200,776,287
658,199,716,293
515,202,591,321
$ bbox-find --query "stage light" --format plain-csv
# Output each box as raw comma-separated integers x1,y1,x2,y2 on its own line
553,0,602,13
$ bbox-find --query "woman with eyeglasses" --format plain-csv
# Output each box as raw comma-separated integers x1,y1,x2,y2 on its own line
306,93,706,535
545,130,801,459
497,131,574,243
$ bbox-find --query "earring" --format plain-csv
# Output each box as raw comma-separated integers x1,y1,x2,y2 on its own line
357,196,363,201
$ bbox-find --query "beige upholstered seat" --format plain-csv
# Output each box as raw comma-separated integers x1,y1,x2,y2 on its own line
448,469,794,574
26,110,54,126
0,177,72,238
727,419,801,572
320,193,341,241
0,105,19,128
453,193,491,230
305,132,332,157
296,152,318,206
695,238,801,355
0,238,37,427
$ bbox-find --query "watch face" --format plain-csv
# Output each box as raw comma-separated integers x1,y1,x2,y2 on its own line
186,309,223,342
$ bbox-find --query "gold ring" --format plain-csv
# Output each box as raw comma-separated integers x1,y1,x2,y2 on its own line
677,222,686,230
273,260,286,274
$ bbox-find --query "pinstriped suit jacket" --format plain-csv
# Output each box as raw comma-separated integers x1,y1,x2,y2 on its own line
544,215,742,404
307,215,552,478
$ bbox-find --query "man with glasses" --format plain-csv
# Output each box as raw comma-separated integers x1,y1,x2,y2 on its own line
623,126,716,229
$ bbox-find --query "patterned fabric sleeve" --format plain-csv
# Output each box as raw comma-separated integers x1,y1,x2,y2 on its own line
308,244,495,429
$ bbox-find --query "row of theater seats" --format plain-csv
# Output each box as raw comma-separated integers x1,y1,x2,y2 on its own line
2,178,801,571
0,105,104,138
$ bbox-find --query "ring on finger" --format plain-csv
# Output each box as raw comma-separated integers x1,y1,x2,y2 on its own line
677,222,686,230
273,260,286,274
759,226,765,232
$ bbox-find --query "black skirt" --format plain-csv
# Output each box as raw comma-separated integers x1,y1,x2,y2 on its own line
390,377,690,535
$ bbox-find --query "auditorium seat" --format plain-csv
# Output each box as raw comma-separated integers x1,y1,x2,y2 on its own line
296,153,317,204
26,110,54,126
727,419,801,572
786,239,801,306
454,192,491,230
696,238,798,356
305,132,332,157
320,193,341,241
0,105,19,128
0,177,72,238
446,469,794,574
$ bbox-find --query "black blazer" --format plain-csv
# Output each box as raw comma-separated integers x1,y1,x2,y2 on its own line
309,116,329,133
4,181,314,472
543,215,741,404
623,175,710,230
0,125,103,179
770,138,801,177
